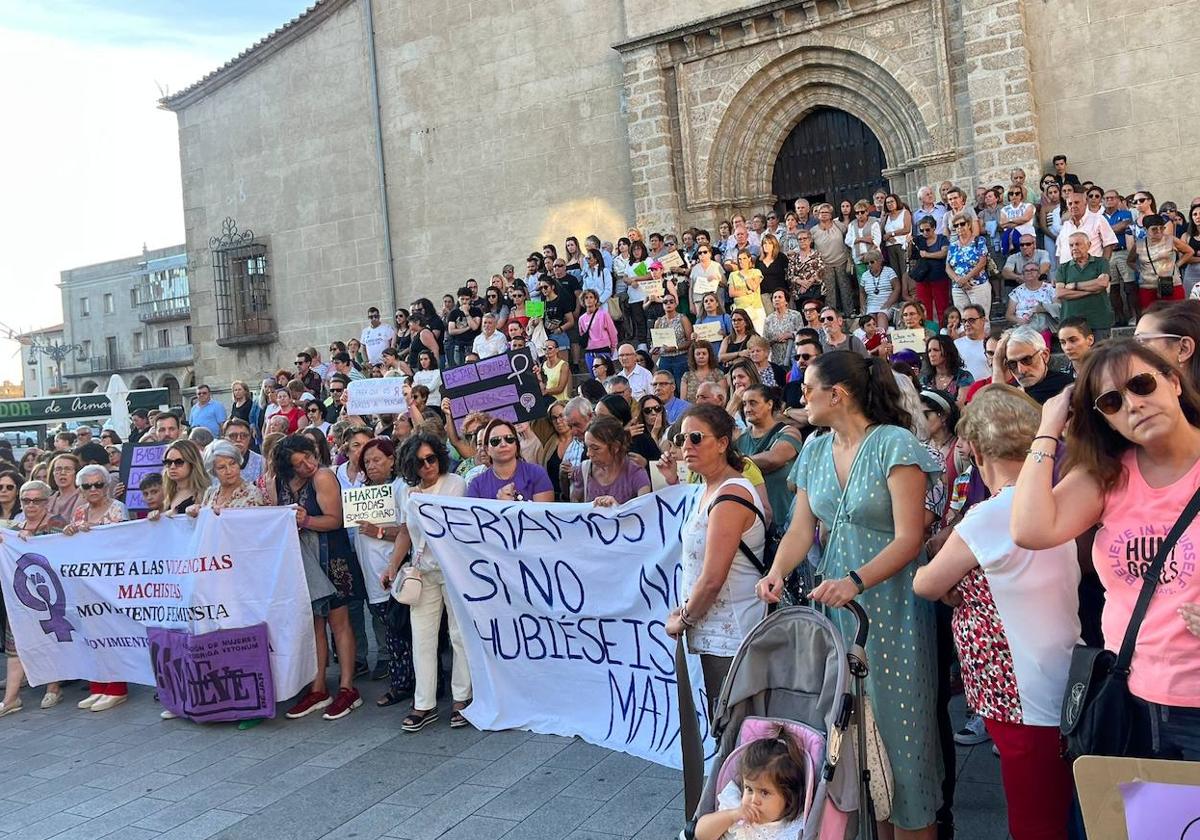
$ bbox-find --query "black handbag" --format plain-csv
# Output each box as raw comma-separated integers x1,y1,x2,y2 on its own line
1060,483,1200,758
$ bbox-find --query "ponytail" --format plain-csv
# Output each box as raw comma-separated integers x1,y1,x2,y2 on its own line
808,352,912,431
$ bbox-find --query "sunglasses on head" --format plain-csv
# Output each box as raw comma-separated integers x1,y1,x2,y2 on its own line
1094,371,1160,415
671,431,710,447
80,482,106,491
489,434,518,447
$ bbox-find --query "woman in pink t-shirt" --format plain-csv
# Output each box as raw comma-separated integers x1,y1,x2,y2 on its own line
1013,340,1200,761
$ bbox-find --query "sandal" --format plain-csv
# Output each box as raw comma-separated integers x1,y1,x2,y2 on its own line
376,689,411,708
401,708,438,732
449,701,471,728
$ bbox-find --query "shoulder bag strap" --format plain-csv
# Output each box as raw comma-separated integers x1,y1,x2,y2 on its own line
1143,238,1158,277
707,491,768,575
1114,482,1200,674
580,459,590,500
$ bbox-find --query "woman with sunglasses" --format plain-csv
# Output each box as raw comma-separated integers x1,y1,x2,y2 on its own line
481,287,510,333
590,354,616,382
596,393,661,464
1013,340,1200,760
759,351,943,837
0,480,65,718
1130,214,1194,310
151,439,212,517
946,210,992,318
537,404,575,501
0,469,21,522
301,400,331,436
717,308,757,367
681,341,724,403
62,465,131,712
570,415,651,506
506,284,531,333
664,404,766,716
466,419,554,502
1134,300,1200,385
638,394,670,447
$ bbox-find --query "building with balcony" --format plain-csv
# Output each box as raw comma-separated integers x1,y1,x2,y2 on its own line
17,324,68,399
59,245,194,405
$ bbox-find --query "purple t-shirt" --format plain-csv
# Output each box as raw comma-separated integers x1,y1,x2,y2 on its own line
467,461,554,500
571,457,650,504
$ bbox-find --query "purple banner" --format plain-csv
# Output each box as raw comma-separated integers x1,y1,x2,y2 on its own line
442,347,553,433
149,623,275,722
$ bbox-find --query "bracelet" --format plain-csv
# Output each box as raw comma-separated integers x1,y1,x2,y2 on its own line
1032,435,1060,446
1026,448,1055,464
678,604,696,628
847,570,866,594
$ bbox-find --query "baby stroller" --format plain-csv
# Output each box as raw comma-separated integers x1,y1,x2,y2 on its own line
679,602,879,840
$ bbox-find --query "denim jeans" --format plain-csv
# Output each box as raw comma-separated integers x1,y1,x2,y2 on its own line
1144,700,1200,760
657,353,689,390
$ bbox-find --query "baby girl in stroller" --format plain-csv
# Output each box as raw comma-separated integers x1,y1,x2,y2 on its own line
695,724,808,840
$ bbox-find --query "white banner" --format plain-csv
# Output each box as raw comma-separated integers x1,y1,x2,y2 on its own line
347,378,408,415
408,485,713,767
0,508,316,698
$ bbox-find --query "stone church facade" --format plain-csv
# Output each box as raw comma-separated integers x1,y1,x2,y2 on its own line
161,0,1198,384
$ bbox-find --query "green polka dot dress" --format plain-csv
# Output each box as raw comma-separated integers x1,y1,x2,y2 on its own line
790,424,944,830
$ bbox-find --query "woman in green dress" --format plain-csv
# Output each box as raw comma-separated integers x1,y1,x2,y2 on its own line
758,351,943,839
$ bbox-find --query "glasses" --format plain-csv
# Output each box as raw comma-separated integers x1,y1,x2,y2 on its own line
79,482,106,491
417,453,439,467
1094,371,1160,415
1133,332,1183,344
1020,240,1035,246
550,413,565,422
1136,196,1150,203
953,221,969,228
330,387,345,394
488,434,518,447
698,249,710,255
803,307,819,313
226,432,250,440
963,316,982,325
643,406,663,414
1005,353,1041,372
820,315,837,323
795,352,816,361
162,457,186,468
671,431,711,447
20,497,47,505
1007,191,1020,196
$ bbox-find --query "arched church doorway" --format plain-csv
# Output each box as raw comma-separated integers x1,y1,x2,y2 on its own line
772,107,889,214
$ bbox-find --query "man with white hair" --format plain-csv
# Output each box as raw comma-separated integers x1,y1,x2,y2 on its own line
793,197,817,230
990,325,1073,404
615,344,653,399
471,313,508,358
1055,231,1115,339
914,186,945,231
1056,192,1117,265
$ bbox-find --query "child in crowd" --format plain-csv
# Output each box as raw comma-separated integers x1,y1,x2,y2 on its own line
695,726,807,840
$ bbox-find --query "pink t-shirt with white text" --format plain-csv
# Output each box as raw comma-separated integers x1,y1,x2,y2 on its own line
1094,450,1200,706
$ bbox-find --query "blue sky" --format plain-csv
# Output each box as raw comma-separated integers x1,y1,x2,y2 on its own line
0,0,311,385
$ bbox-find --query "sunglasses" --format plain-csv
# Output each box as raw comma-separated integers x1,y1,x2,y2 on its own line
417,453,439,467
1136,196,1150,203
1020,240,1035,246
1007,191,1020,196
20,497,47,504
1004,353,1041,372
488,434,518,447
1094,371,1160,415
80,482,106,491
671,431,711,447
820,315,837,323
643,406,663,414
162,457,186,467
795,352,816,361
953,221,969,228
330,387,345,394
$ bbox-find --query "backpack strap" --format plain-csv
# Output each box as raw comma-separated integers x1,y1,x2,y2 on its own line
706,492,768,575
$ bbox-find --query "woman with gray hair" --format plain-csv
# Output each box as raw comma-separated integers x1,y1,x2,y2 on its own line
187,440,266,515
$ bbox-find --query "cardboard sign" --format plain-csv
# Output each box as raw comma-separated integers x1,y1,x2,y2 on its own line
443,347,553,433
651,328,678,350
151,624,275,723
1075,755,1200,840
341,484,397,528
889,328,927,354
347,378,407,415
642,278,666,302
119,441,170,512
658,250,685,271
1121,781,1200,840
692,274,720,295
693,321,725,343
525,299,545,318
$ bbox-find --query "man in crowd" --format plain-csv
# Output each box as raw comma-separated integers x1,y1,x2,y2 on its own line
75,426,94,447
793,197,818,230
1056,193,1117,266
1058,316,1095,379
325,375,349,424
332,352,365,382
359,307,395,366
294,351,324,397
1103,188,1137,323
818,308,867,356
1051,153,1081,187
445,287,482,368
954,304,991,380
651,371,691,423
913,186,946,231
604,375,632,404
1001,235,1051,285
783,336,822,421
188,384,227,437
1056,231,1114,340
155,412,182,443
937,186,979,238
222,417,263,484
472,313,508,359
990,326,1073,405
615,344,653,399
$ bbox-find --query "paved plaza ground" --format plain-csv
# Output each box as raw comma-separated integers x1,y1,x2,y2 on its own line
0,681,1006,840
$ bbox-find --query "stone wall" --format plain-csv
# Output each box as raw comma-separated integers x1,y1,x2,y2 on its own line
370,0,635,305
1024,0,1200,202
169,0,387,386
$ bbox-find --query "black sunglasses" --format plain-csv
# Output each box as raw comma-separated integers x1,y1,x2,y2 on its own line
1004,353,1041,372
1094,371,1159,415
417,453,439,467
488,434,518,447
643,406,663,414
162,458,186,467
795,352,816,361
80,482,106,491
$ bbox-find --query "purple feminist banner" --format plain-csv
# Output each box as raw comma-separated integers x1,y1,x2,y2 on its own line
149,623,275,722
443,347,553,433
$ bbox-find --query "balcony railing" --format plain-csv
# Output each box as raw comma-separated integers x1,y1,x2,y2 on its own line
137,294,191,323
87,354,121,374
142,345,194,366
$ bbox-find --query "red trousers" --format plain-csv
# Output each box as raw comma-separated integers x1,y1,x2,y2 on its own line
1137,284,1184,310
89,681,127,696
984,718,1073,840
915,280,952,326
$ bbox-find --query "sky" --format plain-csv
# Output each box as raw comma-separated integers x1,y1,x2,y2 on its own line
0,0,312,386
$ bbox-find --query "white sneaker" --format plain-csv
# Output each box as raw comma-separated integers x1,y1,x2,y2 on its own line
78,693,102,710
953,713,990,746
89,694,127,712
160,709,179,720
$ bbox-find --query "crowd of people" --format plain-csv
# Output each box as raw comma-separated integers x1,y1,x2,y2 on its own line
2,160,1199,840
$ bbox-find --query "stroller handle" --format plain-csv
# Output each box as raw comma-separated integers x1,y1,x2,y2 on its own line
841,599,869,648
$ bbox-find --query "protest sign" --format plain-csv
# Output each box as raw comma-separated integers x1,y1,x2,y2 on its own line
692,275,720,296
443,347,553,433
347,377,407,415
692,321,725,343
889,328,927,354
150,623,274,722
525,299,545,318
1074,755,1200,840
0,508,316,717
119,441,170,511
642,278,666,302
408,485,714,768
1121,781,1200,840
342,483,397,528
650,328,678,350
658,250,685,271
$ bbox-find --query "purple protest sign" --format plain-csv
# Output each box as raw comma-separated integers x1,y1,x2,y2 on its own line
443,347,553,433
1121,781,1200,840
149,623,276,722
119,442,169,511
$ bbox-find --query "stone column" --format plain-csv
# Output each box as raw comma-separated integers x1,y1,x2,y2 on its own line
621,45,683,234
958,0,1042,186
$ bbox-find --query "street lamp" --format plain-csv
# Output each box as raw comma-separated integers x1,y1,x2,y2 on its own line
27,340,86,389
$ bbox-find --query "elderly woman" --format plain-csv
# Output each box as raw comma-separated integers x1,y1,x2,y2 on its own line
0,481,65,717
570,416,651,506
916,385,1079,840
61,465,131,712
665,404,766,716
466,419,555,502
1006,260,1058,332
191,440,266,512
859,249,900,330
47,453,83,520
382,431,471,731
947,211,992,318
763,289,803,368
350,438,415,709
1013,340,1200,761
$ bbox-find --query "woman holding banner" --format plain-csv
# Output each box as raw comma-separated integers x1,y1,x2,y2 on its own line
383,431,471,732
664,403,766,715
193,441,266,512
350,437,416,710
0,480,65,717
570,416,651,505
152,440,211,516
466,420,555,502
47,453,84,521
